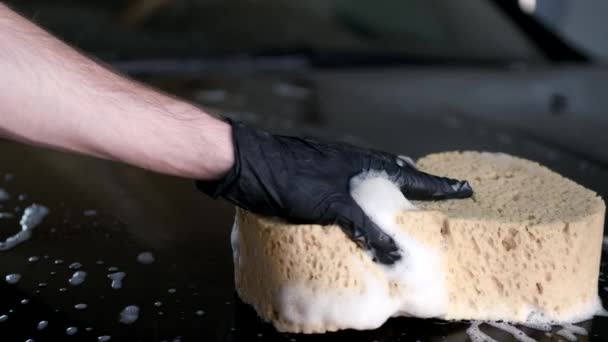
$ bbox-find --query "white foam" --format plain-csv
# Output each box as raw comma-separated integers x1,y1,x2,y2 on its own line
561,323,588,336
0,204,49,251
486,322,536,342
271,172,445,330
556,329,577,341
466,320,589,342
350,173,446,318
466,321,498,342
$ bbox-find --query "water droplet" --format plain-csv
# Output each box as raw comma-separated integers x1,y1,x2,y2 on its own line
154,301,162,307
20,299,29,304
98,336,111,342
54,259,64,265
37,321,48,330
0,188,9,201
107,267,119,272
74,303,88,310
0,315,8,322
85,327,93,332
66,327,78,335
5,274,21,284
68,262,82,270
0,212,13,219
25,339,34,342
136,252,155,265
28,256,39,263
107,272,126,289
83,210,97,217
195,310,205,316
69,271,87,286
38,282,48,288
59,288,67,292
96,260,104,265
119,305,139,325
168,288,176,294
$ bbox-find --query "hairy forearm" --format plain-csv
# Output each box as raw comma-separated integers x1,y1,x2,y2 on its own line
0,4,233,179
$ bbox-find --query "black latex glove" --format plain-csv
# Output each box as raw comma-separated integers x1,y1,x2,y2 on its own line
197,121,473,265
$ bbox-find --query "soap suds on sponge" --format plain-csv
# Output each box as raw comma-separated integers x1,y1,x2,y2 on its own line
271,171,445,330
232,151,606,333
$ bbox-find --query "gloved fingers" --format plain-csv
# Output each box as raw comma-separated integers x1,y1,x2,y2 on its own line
399,168,473,201
328,199,401,265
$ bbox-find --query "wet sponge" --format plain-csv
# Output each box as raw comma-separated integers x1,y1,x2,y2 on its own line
232,151,605,333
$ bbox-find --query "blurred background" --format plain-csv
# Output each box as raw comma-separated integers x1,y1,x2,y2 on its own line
5,0,608,165
2,1,608,341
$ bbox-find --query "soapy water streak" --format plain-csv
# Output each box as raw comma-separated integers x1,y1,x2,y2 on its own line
467,321,588,342
0,204,49,251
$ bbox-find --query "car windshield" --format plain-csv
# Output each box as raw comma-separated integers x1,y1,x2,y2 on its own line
10,0,545,63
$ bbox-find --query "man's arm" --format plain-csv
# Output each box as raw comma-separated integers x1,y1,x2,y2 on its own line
0,4,233,179
0,4,474,263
